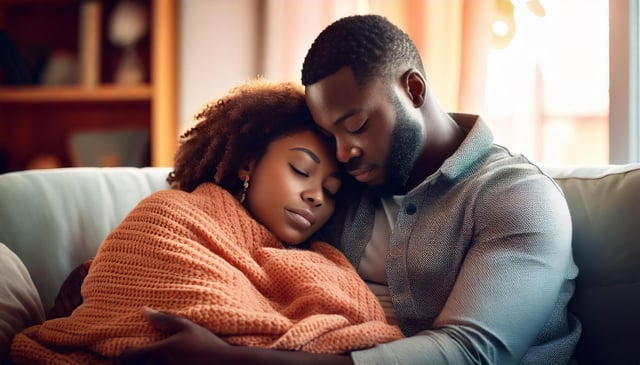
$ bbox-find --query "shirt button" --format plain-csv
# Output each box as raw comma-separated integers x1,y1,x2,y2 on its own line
405,203,417,215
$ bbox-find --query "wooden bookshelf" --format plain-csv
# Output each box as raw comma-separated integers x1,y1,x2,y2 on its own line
0,0,177,172
0,84,152,102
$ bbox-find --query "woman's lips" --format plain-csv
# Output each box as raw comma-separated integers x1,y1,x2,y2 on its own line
285,208,315,229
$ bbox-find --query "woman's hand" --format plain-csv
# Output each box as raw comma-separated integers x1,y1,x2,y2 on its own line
117,307,231,365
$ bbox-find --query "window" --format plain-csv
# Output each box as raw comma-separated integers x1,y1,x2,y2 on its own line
610,0,640,163
484,0,614,165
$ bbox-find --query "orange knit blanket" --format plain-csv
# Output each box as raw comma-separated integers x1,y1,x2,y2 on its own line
11,183,403,364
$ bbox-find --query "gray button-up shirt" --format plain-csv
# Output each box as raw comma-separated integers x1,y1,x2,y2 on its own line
323,114,581,364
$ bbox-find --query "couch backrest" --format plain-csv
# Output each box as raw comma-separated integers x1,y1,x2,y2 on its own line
542,164,640,365
0,167,171,311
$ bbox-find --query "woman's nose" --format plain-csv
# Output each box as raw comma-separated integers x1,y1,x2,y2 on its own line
302,187,323,206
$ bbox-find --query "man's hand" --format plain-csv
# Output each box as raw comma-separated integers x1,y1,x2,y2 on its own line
116,307,354,365
117,307,231,365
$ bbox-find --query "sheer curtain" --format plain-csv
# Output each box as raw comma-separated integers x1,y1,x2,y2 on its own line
482,0,609,164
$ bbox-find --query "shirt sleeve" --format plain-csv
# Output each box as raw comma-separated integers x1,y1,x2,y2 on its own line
351,173,575,364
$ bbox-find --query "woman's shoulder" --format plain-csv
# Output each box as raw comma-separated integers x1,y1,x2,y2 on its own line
129,183,233,215
143,182,228,200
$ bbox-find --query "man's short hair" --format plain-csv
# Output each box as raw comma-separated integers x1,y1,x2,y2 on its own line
301,14,425,87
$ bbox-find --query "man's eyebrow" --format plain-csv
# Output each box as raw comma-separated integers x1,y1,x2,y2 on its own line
290,147,320,163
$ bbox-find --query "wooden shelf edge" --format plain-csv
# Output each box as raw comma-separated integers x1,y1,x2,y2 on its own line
0,0,78,5
0,84,152,103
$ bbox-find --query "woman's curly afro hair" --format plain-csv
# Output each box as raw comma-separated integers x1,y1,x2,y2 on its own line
167,78,325,195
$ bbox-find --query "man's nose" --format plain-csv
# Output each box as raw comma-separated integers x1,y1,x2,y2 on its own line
335,141,353,163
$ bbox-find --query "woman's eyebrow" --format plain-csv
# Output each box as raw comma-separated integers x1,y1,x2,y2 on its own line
289,147,320,163
290,147,342,180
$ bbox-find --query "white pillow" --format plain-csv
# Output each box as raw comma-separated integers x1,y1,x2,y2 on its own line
0,243,44,363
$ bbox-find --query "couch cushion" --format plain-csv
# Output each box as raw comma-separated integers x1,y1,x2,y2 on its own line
0,167,171,312
0,243,44,363
543,164,640,364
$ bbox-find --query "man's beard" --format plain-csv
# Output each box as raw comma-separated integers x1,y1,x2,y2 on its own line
371,96,422,197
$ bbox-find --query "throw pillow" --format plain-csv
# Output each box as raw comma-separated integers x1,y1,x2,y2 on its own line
0,242,44,363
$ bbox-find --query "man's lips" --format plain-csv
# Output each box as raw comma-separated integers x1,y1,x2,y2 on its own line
348,166,374,182
345,159,375,182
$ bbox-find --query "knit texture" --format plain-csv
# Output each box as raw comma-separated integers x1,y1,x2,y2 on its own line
11,183,402,364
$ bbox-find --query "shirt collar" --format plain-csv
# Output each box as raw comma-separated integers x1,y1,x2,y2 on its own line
438,113,494,180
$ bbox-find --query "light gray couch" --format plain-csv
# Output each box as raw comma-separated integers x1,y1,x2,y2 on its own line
0,165,639,364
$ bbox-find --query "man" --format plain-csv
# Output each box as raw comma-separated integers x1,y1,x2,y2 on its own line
119,14,580,365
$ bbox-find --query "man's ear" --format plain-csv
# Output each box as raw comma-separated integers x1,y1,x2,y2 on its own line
402,70,426,107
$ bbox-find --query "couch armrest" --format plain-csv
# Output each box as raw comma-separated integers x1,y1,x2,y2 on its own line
542,164,640,364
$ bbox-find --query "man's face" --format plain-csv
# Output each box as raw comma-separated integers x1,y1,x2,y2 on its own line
305,67,423,195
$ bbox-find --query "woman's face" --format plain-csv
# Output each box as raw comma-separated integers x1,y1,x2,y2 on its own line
244,130,342,245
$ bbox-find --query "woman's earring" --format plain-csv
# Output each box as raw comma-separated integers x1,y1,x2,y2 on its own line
239,175,250,203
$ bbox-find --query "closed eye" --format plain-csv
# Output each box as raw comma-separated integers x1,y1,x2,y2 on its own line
289,163,309,177
323,178,341,198
348,120,368,134
323,188,336,198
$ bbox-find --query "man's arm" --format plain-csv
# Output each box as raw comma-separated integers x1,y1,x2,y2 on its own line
349,173,577,364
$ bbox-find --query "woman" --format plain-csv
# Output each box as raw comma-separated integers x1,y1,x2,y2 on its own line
10,79,402,365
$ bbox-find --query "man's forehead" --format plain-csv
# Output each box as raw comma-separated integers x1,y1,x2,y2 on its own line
305,70,362,113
